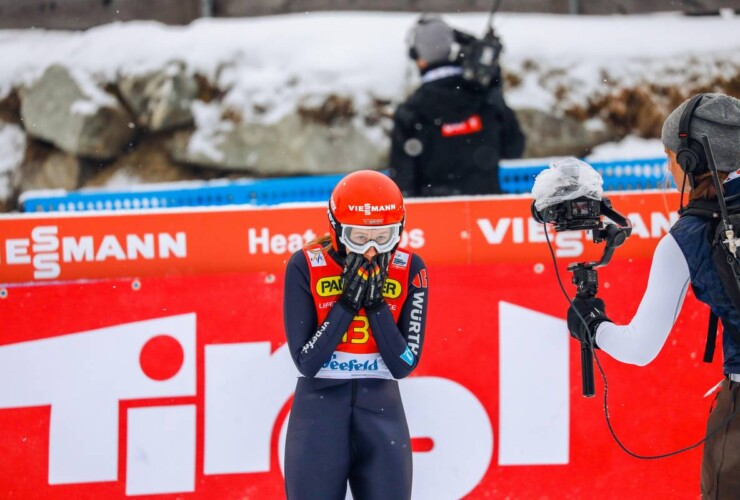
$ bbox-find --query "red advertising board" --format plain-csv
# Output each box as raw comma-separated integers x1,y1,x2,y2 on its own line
0,192,680,283
0,191,720,499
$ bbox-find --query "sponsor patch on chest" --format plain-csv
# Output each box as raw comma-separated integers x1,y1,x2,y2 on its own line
392,251,409,269
308,250,327,267
316,276,343,296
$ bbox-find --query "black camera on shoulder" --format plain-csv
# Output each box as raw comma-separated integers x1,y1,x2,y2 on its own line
453,28,503,89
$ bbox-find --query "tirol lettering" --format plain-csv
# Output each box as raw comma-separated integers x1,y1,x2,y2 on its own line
407,291,425,355
2,225,187,280
322,354,379,371
0,313,499,499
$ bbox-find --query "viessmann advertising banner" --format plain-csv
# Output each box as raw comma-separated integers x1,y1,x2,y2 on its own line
0,192,722,499
0,192,680,283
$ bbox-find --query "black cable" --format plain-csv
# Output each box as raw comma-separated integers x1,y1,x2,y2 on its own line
543,223,595,350
543,221,740,459
679,168,688,213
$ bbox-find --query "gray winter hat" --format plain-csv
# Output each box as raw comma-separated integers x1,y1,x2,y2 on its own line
409,15,455,66
661,93,740,172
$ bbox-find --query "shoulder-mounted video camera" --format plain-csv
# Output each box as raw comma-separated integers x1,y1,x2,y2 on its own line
410,1,505,90
453,28,503,89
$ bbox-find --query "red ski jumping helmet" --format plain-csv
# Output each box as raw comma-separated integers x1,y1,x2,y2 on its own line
328,170,405,254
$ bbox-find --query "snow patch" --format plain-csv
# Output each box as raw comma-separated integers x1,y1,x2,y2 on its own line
186,100,233,162
1,12,736,118
586,136,666,161
71,100,99,116
102,169,144,190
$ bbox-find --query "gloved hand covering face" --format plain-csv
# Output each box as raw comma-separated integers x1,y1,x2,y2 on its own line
339,252,370,313
363,253,391,311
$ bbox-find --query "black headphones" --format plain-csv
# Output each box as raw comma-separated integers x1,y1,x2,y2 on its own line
408,45,419,61
676,93,709,185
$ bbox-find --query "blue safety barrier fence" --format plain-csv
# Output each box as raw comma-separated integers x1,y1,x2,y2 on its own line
499,157,669,194
19,175,344,213
19,157,668,213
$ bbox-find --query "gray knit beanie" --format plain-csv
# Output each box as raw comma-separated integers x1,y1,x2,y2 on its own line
661,93,740,173
410,15,455,66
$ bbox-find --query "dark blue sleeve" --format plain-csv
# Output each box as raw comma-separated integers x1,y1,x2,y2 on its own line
366,254,428,379
283,251,357,377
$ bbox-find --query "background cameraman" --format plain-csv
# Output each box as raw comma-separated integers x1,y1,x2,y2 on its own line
568,93,740,499
389,15,525,197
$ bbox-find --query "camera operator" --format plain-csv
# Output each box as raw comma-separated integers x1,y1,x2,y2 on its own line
389,15,525,197
567,93,740,498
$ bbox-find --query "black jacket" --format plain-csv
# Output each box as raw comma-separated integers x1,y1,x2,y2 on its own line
389,68,525,196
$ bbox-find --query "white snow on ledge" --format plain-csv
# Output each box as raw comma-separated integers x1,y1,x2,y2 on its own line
0,11,738,115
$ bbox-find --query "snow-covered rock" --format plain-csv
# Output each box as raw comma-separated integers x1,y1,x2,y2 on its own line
19,65,135,159
13,142,81,195
170,99,385,173
118,62,199,131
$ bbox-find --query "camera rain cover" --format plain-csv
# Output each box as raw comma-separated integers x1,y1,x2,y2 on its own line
532,158,604,212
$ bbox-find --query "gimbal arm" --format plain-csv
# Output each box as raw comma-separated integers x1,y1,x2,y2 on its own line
570,198,632,397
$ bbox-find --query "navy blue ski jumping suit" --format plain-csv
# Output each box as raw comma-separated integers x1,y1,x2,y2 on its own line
283,247,428,500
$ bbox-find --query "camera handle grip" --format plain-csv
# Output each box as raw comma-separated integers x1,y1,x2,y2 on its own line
573,265,598,398
581,342,596,398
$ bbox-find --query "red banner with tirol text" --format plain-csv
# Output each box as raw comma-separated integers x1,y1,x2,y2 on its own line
0,191,720,499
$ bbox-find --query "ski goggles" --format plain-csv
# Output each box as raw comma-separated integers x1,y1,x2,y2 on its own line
339,223,402,254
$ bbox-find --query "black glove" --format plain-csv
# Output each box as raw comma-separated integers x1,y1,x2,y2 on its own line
339,252,369,313
567,297,612,349
363,253,390,311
